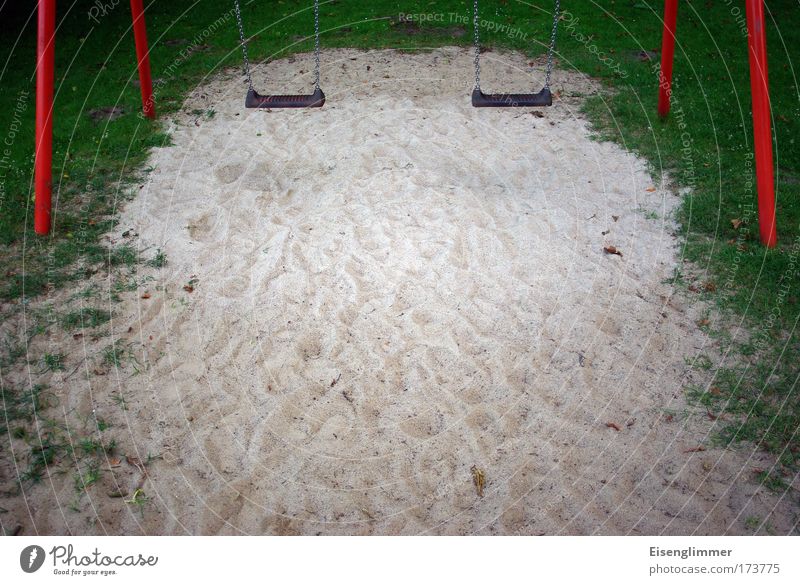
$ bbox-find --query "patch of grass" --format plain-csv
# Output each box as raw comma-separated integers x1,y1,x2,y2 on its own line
40,352,67,373
125,488,151,518
102,340,141,372
111,392,128,411
20,429,66,486
108,245,139,268
687,335,799,488
146,248,168,268
61,307,112,331
74,462,102,493
79,437,116,457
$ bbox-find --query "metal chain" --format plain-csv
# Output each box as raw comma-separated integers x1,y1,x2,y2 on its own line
544,0,560,90
472,0,560,92
472,0,481,90
314,0,321,90
233,0,321,91
233,0,254,91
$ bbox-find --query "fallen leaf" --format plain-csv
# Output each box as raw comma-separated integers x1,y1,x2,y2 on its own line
703,282,717,292
605,422,621,431
612,215,619,222
731,218,743,229
471,465,486,497
697,318,710,327
141,292,151,299
108,457,122,467
646,186,657,192
603,246,623,257
683,446,706,453
183,284,194,293
108,490,128,498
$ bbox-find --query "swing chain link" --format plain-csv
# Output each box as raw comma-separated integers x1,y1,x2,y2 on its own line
472,0,560,92
473,0,481,90
233,0,254,91
545,0,560,90
314,0,321,90
233,0,322,92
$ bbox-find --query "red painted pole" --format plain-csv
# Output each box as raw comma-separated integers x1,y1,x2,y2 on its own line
657,0,679,118
746,0,777,247
130,0,155,119
34,0,56,235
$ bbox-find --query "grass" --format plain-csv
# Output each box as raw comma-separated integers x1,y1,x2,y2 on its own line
146,248,168,268
40,352,67,373
0,1,797,494
61,307,112,331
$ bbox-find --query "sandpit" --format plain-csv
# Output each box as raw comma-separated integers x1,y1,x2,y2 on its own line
8,48,794,535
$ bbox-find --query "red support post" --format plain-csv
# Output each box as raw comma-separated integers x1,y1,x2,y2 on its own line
34,0,56,235
657,0,679,118
746,0,777,247
130,0,155,119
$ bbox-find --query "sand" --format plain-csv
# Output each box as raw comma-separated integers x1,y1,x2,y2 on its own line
3,48,796,535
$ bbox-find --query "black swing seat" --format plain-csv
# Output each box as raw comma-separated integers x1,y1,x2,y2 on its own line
246,87,325,109
471,87,552,108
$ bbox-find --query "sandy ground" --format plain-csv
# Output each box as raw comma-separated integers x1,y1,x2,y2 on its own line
3,48,797,535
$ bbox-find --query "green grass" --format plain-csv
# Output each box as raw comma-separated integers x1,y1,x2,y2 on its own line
0,1,798,490
40,352,67,373
146,248,168,268
61,307,112,331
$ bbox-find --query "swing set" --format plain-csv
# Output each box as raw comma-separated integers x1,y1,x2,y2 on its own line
231,0,561,108
31,1,777,248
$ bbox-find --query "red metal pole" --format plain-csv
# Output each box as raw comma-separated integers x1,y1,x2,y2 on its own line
34,0,56,235
657,0,679,118
130,0,155,119
746,0,777,247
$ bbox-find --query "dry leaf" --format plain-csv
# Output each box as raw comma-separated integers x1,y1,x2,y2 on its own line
731,218,743,229
471,465,485,497
611,215,619,222
683,446,706,453
646,186,657,192
603,246,623,257
703,282,717,292
109,457,122,467
183,284,194,293
141,292,151,299
605,422,621,431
